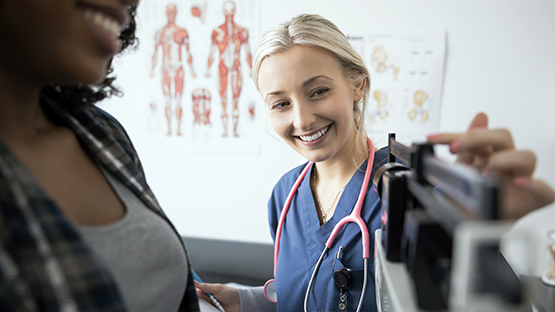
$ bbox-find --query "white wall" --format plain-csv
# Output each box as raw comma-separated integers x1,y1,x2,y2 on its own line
103,0,555,244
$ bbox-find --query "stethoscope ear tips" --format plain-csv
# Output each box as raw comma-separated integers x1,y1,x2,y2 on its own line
333,268,353,290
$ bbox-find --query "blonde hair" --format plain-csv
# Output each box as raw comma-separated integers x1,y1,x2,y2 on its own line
253,14,371,161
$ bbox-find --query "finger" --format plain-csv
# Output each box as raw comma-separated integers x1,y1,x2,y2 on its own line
425,133,478,165
454,113,489,163
195,284,211,301
467,112,488,130
455,152,475,165
195,281,212,292
427,133,496,157
521,179,555,208
451,128,515,154
196,282,227,296
487,150,536,178
503,179,555,219
427,132,492,166
426,132,461,145
426,113,488,144
196,289,210,301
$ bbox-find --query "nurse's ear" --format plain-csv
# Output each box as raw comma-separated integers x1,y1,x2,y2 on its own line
353,75,367,103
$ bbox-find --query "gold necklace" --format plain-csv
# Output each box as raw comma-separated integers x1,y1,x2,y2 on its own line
312,168,348,224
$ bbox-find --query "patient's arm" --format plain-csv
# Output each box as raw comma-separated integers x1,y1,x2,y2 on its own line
427,112,555,219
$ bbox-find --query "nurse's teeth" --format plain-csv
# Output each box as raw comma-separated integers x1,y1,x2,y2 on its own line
299,126,329,142
82,8,121,38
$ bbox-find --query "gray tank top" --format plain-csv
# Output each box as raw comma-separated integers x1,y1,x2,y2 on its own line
78,169,188,312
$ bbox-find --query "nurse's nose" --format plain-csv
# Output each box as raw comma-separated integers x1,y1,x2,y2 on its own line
292,101,316,132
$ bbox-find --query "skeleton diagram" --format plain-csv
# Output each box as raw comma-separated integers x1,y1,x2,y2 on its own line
369,89,389,123
408,89,429,123
192,88,212,126
150,4,197,136
205,1,253,137
371,46,400,81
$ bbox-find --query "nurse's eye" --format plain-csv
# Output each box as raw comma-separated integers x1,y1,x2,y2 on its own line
271,101,290,110
312,88,330,97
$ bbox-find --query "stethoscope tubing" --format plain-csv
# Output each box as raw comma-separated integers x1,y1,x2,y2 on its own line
304,247,329,311
267,137,376,308
305,256,368,312
272,161,313,277
325,138,374,258
264,161,313,303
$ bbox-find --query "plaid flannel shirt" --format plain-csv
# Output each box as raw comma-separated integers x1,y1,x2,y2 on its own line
0,98,200,312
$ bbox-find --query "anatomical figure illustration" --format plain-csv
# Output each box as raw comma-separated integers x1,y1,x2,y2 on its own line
369,89,390,123
408,89,429,123
191,1,207,24
248,101,255,121
192,88,212,126
371,46,400,80
206,1,253,137
150,4,197,136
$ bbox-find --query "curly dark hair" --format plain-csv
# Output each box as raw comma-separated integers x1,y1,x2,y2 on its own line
41,4,139,113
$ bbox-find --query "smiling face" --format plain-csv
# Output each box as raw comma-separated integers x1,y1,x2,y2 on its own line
0,0,134,87
258,45,364,164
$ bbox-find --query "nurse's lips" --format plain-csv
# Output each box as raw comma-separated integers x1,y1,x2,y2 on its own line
297,124,332,143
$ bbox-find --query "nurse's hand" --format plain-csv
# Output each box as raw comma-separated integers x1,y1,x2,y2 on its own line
195,281,241,312
427,112,555,219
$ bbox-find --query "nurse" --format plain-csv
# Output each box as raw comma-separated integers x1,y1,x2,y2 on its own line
250,13,384,312
196,14,555,312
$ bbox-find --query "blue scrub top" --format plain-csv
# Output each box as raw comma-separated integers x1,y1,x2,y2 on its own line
268,148,388,312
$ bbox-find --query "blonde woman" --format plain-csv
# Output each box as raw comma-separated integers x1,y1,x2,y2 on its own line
196,14,555,312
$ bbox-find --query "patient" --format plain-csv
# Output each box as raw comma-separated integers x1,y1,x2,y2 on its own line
0,1,200,310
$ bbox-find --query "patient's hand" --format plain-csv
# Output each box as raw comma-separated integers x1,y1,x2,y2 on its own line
196,281,241,312
427,112,555,219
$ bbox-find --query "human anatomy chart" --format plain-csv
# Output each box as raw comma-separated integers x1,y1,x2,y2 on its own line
363,31,446,146
138,0,261,154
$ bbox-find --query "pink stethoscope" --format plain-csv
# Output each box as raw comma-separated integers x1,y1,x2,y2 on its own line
264,138,375,312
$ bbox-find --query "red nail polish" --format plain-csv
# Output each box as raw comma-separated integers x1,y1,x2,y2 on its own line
450,140,462,153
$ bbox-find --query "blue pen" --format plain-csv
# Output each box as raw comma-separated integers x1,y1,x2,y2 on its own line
191,269,226,312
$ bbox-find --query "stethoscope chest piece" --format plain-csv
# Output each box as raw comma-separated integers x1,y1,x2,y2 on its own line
264,279,277,302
